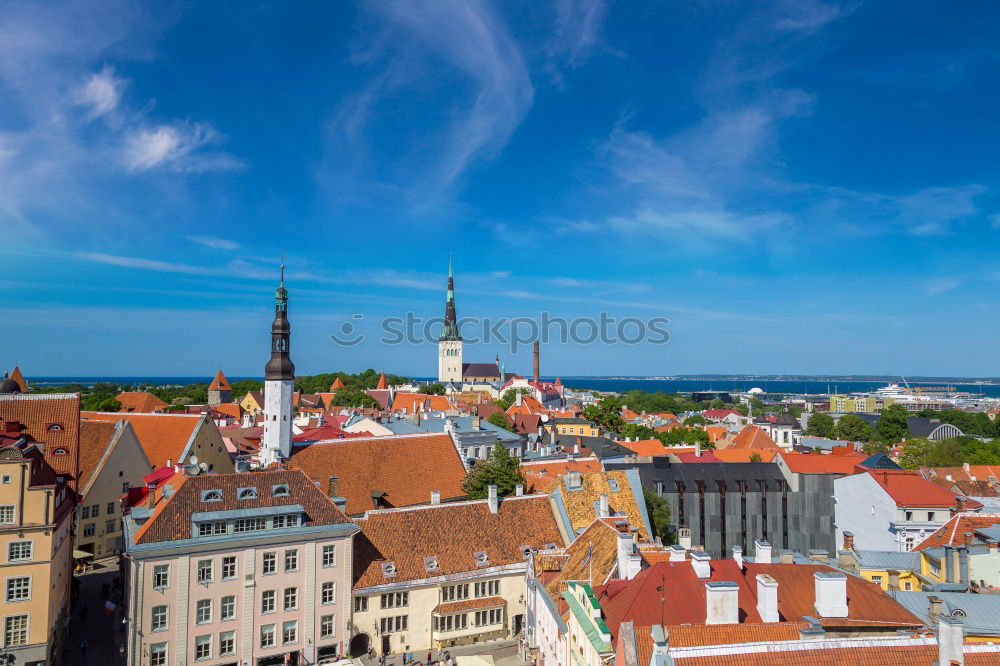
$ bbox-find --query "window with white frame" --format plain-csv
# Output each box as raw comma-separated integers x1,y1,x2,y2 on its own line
322,544,337,567
3,614,27,646
261,590,276,614
354,596,368,612
194,634,211,660
221,556,237,580
220,595,236,621
219,630,236,656
234,517,265,533
81,505,90,520
260,624,276,648
150,642,167,666
6,576,30,602
284,549,298,572
441,584,469,602
195,599,212,624
282,619,298,645
474,608,502,626
83,523,95,538
153,564,169,589
380,615,409,633
380,591,407,608
320,614,335,638
198,521,227,537
432,614,465,632
283,586,298,611
273,514,299,528
321,582,336,605
151,605,168,631
196,559,213,583
474,579,499,597
262,551,276,575
7,541,32,562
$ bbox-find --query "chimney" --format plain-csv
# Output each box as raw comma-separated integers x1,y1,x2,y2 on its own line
842,531,855,551
705,582,739,625
814,572,848,618
959,546,970,586
938,616,965,666
515,484,524,497
837,549,857,573
617,532,641,580
146,482,156,509
944,545,955,583
887,569,900,591
779,550,794,564
690,551,711,579
756,574,779,622
808,549,830,565
566,471,582,489
431,490,441,505
598,493,610,519
515,392,523,407
472,415,481,430
533,340,540,384
487,485,499,514
754,539,772,564
732,545,743,570
678,528,692,550
928,595,944,624
327,475,339,499
668,544,686,562
955,496,967,514
695,441,701,457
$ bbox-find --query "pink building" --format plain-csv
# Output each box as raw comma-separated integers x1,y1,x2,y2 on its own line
124,468,358,666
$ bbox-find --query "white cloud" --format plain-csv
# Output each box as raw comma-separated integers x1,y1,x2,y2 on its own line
773,0,848,34
73,65,123,119
926,278,962,296
550,0,608,68
188,236,240,251
123,121,244,173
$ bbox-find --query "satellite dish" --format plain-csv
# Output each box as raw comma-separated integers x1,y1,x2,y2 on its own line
199,462,209,472
189,456,199,465
185,464,201,476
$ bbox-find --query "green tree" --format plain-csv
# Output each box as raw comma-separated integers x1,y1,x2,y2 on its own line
418,383,446,395
804,412,836,438
874,404,910,445
683,415,706,427
836,414,872,442
486,411,512,430
461,442,526,499
496,389,530,410
332,388,377,408
643,488,674,545
749,451,763,463
230,379,264,400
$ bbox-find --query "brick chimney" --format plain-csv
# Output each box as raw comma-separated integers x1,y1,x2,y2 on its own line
928,595,944,623
705,582,739,625
756,574,779,622
954,496,967,514
808,549,830,565
327,475,339,499
533,340,540,384
842,531,855,551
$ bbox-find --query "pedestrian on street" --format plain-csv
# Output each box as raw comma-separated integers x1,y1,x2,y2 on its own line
427,651,432,664
81,639,89,655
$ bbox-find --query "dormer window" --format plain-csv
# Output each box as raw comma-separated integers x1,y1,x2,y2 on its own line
382,562,397,578
47,424,63,431
53,448,68,456
271,484,290,497
474,551,489,567
424,556,439,573
237,487,258,500
543,543,557,550
608,478,621,492
520,545,534,559
201,490,223,503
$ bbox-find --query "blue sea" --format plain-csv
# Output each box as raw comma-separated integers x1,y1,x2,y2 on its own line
26,375,1000,397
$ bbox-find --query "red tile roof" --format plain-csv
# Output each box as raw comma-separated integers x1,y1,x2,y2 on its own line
521,457,602,492
116,391,169,413
866,469,982,509
729,425,778,450
391,393,457,413
9,366,27,392
287,434,467,516
618,439,671,456
433,596,505,613
663,622,805,647
672,640,1000,665
673,451,722,463
133,469,352,544
208,370,232,391
79,420,118,489
83,411,203,471
0,393,81,489
352,495,565,588
702,410,741,420
779,451,867,475
329,377,345,391
376,372,388,390
914,513,1000,550
713,448,778,463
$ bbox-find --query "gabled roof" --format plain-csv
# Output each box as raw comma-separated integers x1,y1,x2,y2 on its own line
116,391,169,413
352,494,565,588
712,448,778,463
702,409,741,420
536,519,626,602
391,393,456,413
376,372,388,390
859,452,902,470
546,470,650,539
78,421,119,489
914,513,1000,550
521,457,602,492
778,451,867,475
773,413,801,428
329,377,345,391
9,366,27,392
82,411,204,471
729,425,778,450
506,394,546,415
132,469,352,545
0,393,81,486
462,362,501,378
618,439,670,457
208,370,232,391
866,469,981,509
287,434,467,516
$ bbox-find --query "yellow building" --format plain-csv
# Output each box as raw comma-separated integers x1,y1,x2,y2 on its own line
848,550,923,591
829,395,877,413
239,390,265,417
0,428,75,664
546,418,600,438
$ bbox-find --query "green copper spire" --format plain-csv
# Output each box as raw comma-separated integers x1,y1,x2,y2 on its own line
440,254,461,341
275,254,288,304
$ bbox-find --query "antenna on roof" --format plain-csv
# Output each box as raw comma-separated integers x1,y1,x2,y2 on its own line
185,464,201,476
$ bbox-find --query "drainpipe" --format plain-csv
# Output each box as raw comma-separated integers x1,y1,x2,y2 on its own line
959,546,970,588
944,545,953,583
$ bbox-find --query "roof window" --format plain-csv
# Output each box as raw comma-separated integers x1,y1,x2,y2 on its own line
607,478,621,492
423,556,439,573
53,448,68,455
201,489,223,502
272,484,290,497
474,551,489,567
47,424,63,431
237,487,258,500
382,561,397,578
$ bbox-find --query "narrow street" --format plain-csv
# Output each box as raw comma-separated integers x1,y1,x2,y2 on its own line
63,557,128,666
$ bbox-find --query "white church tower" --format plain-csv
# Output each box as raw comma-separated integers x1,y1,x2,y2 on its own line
437,255,463,384
260,264,295,466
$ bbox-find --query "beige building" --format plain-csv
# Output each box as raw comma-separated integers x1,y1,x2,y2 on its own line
350,488,569,656
124,468,358,666
0,415,75,665
75,420,153,557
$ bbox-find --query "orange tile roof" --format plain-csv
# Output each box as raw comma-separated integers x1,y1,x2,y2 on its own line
78,420,118,489
713,448,778,463
352,495,565,588
287,434,467,516
537,519,625,603
376,372,388,390
729,425,778,450
0,393,81,489
9,366,27,392
330,377,345,391
547,470,649,539
915,512,1000,549
672,642,998,665
116,391,169,413
779,451,867,475
82,411,202,471
521,457,602,492
212,403,242,420
506,395,546,415
618,439,670,456
433,596,505,613
866,469,978,508
208,370,232,391
663,622,805,647
391,393,457,413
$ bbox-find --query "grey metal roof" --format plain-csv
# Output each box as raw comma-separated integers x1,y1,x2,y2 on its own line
854,549,921,571
892,591,1000,636
605,460,787,490
462,362,501,377
860,452,903,470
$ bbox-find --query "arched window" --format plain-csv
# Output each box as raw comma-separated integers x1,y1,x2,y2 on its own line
53,448,68,455
47,424,63,431
237,488,258,500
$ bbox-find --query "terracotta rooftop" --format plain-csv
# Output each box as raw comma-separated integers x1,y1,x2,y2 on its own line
376,372,388,390
116,391,169,413
546,470,650,539
617,439,671,456
521,457,602,492
352,494,565,588
287,433,467,516
207,370,232,391
914,513,1000,550
329,377,345,391
670,638,1000,665
778,451,867,475
0,393,81,488
391,393,457,413
663,622,805,647
433,596,505,614
535,519,628,605
866,469,982,509
82,411,204,471
713,448,778,463
702,410,741,420
728,425,779,450
9,366,27,392
133,468,352,545
78,420,119,489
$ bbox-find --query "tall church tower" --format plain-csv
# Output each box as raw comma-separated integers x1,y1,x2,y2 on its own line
260,263,295,466
437,255,463,384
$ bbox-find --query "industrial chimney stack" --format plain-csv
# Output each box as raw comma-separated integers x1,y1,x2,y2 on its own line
533,340,540,383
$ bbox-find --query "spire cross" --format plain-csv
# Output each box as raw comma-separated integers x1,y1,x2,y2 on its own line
280,249,286,283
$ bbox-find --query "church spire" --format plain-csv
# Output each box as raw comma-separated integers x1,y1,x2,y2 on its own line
440,254,461,341
265,261,295,381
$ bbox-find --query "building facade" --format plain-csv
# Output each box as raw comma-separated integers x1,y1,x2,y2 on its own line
123,469,358,666
438,257,463,384
261,268,295,466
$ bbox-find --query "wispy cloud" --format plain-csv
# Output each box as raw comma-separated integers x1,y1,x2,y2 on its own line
926,278,962,296
549,0,608,70
323,0,533,203
123,121,244,173
73,65,124,119
188,236,241,251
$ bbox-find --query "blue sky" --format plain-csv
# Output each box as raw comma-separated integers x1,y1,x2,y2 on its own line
2,0,1000,378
